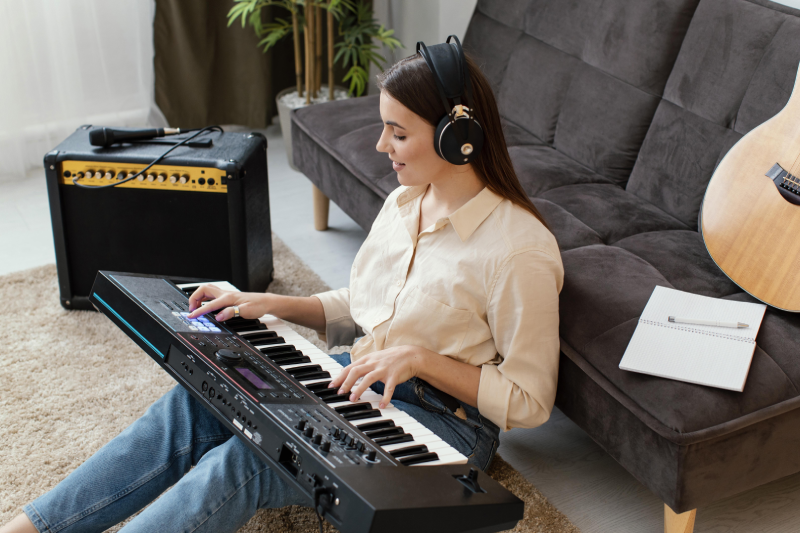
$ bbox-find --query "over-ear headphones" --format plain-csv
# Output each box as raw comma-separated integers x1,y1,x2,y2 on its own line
417,36,484,165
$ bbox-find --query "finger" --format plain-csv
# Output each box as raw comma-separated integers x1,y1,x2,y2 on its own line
339,363,371,395
328,366,350,389
379,381,396,409
188,284,222,312
350,371,380,402
188,293,234,318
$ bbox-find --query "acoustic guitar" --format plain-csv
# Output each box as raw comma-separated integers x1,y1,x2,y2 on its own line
701,65,800,311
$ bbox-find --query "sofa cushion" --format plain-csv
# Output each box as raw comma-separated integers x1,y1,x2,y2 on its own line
530,198,604,252
510,143,615,197
612,230,739,297
539,183,690,244
626,0,800,229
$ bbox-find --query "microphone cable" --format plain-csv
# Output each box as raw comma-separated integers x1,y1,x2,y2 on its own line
71,125,223,190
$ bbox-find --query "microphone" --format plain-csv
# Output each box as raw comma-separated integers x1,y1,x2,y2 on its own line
89,127,182,147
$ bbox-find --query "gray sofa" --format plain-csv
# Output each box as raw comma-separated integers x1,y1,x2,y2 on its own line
291,0,800,527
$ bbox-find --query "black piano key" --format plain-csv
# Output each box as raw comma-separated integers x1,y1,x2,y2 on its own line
303,381,333,392
373,433,414,445
272,355,311,366
363,425,404,437
334,402,373,414
355,419,395,431
398,452,439,466
342,409,381,421
260,345,298,356
389,444,428,458
252,336,286,346
267,351,304,361
224,318,267,331
240,331,279,343
286,364,322,376
321,394,352,403
363,427,404,439
294,371,331,381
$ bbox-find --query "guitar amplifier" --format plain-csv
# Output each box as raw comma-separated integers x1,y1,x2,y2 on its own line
44,125,273,310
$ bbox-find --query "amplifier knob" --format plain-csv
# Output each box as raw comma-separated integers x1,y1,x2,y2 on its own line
104,171,114,180
170,174,179,184
179,174,189,184
116,172,126,180
137,174,145,182
216,349,242,364
146,173,156,182
85,171,95,179
157,173,166,183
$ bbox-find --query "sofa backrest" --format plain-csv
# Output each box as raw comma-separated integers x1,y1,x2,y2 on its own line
625,0,800,229
464,0,700,187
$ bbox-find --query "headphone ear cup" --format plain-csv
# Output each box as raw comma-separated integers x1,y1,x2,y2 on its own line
435,115,484,165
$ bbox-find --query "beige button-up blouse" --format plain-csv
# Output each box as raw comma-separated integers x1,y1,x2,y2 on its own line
313,185,564,431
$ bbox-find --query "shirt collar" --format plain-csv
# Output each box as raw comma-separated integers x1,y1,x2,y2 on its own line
397,185,504,242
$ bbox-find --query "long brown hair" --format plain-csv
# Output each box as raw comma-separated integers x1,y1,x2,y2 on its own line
376,52,551,232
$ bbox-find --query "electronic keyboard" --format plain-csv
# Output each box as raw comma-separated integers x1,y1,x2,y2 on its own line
89,271,523,533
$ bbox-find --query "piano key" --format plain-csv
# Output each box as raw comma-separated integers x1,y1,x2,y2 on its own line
259,345,299,356
303,381,333,392
320,393,352,403
363,427,405,439
292,370,331,381
334,402,374,414
389,444,429,458
410,454,468,466
270,355,311,366
239,330,279,342
399,452,440,466
354,419,395,432
298,377,333,387
342,409,381,421
373,433,414,446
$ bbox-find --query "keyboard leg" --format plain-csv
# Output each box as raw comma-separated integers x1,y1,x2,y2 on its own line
313,185,329,231
664,504,695,533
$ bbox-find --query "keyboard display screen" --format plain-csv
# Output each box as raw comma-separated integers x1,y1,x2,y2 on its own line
236,367,272,390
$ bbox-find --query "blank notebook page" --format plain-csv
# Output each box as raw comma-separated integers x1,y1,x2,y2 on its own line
619,285,767,392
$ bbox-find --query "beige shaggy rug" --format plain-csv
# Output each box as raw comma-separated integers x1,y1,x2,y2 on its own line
0,234,579,533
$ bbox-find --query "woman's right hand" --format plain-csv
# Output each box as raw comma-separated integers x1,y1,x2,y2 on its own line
186,284,271,322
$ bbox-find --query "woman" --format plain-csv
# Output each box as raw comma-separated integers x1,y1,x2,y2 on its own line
2,44,563,533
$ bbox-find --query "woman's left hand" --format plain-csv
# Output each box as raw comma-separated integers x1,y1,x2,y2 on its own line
328,345,425,408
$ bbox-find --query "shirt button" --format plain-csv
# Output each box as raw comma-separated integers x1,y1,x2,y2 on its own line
396,280,403,286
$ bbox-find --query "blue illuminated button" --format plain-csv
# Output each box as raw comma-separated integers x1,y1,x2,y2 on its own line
189,326,198,331
180,312,190,316
209,327,221,333
199,317,210,323
197,327,210,332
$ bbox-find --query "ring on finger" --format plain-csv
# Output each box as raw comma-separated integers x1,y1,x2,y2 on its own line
232,305,240,318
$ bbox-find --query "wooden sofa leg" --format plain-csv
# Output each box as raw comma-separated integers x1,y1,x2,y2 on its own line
312,185,329,231
664,504,696,533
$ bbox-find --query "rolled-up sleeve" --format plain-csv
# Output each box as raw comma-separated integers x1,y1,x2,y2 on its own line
478,249,564,431
312,288,364,349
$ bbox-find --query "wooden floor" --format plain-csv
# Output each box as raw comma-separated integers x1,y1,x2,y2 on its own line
3,123,800,532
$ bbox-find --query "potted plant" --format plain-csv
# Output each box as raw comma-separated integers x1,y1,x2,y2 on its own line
228,0,402,169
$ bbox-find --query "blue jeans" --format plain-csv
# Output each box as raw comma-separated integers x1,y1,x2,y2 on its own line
24,353,500,533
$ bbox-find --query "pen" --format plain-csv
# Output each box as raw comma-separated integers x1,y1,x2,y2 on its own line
668,316,749,328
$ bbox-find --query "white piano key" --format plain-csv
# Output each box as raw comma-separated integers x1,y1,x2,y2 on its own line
298,378,334,386
280,361,342,372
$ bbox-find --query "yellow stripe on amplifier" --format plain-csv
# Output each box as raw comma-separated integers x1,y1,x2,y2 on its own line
59,161,228,193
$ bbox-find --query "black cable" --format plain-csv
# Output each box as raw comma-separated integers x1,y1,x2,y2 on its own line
312,486,329,533
71,126,223,190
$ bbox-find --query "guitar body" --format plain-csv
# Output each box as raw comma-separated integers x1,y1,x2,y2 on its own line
701,65,800,311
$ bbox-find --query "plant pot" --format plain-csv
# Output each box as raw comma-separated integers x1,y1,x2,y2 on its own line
276,85,349,171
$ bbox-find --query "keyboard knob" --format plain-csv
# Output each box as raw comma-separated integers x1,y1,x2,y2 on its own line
313,434,322,445
304,426,314,438
356,441,365,452
331,428,340,438
367,450,377,461
320,440,331,452
296,419,307,431
339,431,348,442
216,349,241,364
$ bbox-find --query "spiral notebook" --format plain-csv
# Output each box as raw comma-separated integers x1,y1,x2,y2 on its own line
619,285,767,392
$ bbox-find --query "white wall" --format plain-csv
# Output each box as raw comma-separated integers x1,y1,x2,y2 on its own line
370,0,478,93
773,0,800,8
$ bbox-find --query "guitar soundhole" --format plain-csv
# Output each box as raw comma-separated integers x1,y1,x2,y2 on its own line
766,163,800,206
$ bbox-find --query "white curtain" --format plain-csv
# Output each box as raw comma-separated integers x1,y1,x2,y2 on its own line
0,0,167,180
